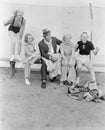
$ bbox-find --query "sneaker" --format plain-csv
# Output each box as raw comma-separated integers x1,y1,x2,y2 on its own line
41,81,46,89
10,55,15,61
25,78,31,86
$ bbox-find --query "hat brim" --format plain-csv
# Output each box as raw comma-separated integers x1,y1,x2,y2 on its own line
43,30,51,37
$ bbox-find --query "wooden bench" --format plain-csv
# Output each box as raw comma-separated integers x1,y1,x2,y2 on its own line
0,58,105,79
0,58,41,78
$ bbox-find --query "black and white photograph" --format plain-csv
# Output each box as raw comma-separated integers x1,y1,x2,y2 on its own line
0,0,105,130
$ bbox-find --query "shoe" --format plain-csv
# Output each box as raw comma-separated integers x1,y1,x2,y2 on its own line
10,55,15,61
41,81,46,89
25,78,31,86
50,77,56,82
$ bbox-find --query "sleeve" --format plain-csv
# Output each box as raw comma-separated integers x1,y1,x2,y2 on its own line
55,37,62,45
38,43,50,59
90,42,95,50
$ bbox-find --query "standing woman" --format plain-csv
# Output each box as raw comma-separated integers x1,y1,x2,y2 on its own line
4,9,26,61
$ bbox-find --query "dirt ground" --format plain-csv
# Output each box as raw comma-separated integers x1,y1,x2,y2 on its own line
0,68,105,130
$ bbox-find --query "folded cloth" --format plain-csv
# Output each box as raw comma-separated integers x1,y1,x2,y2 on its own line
42,53,61,79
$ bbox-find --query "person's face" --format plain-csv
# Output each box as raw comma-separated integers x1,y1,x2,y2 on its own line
44,32,51,42
27,35,34,44
17,10,23,17
81,33,88,43
64,36,71,44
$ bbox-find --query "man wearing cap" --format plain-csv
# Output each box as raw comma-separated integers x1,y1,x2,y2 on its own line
38,28,62,88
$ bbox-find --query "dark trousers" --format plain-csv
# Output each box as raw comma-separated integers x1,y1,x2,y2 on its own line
41,60,48,81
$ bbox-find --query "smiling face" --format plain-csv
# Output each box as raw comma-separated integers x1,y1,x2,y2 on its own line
81,33,88,43
63,35,72,44
27,35,34,44
16,10,24,17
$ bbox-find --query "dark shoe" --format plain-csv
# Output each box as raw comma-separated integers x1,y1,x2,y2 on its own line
41,81,46,89
64,80,71,86
50,77,56,82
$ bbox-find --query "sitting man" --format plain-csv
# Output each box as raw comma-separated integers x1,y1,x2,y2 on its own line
76,32,99,85
38,28,62,88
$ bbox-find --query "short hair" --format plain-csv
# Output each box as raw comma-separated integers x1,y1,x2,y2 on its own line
62,34,72,41
24,33,34,43
80,32,89,39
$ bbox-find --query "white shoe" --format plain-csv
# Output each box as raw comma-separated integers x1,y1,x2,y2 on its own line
25,79,31,86
10,55,15,61
17,55,22,61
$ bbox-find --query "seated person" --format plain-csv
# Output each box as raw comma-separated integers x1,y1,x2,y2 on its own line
60,34,76,86
75,32,99,85
38,28,62,89
24,33,41,85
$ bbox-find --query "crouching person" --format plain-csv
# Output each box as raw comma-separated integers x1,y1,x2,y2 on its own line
24,33,41,85
38,28,62,89
60,34,76,86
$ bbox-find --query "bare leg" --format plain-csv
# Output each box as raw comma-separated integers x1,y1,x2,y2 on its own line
84,61,96,82
76,60,83,85
17,34,22,61
9,31,16,61
60,65,68,82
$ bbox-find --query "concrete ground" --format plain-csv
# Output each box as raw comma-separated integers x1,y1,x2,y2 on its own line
0,68,105,130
